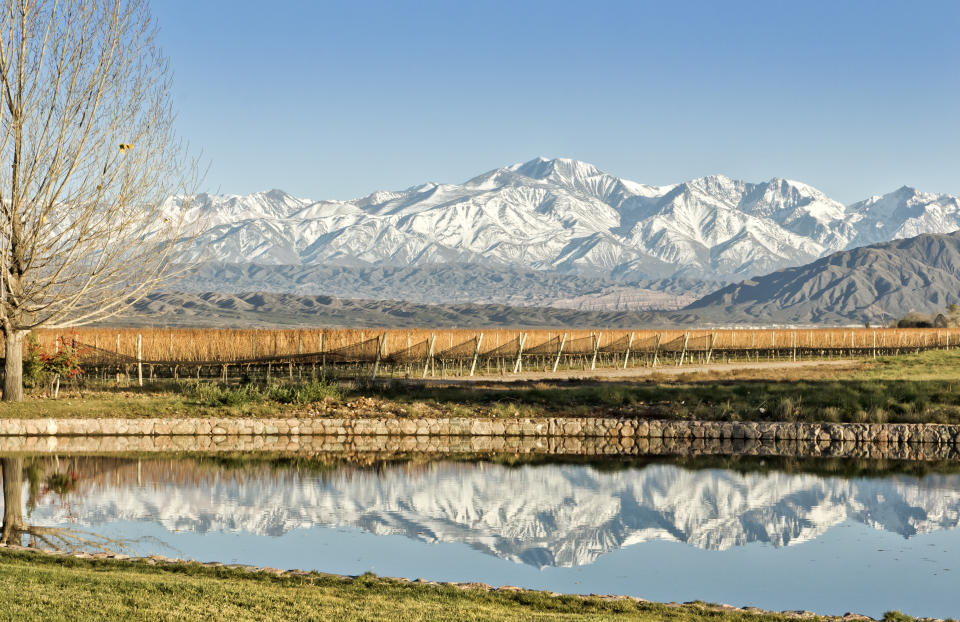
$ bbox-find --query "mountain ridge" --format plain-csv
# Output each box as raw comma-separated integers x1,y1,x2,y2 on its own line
686,231,960,323
169,158,960,283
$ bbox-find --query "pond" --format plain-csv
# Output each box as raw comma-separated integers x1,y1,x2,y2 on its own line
2,452,958,619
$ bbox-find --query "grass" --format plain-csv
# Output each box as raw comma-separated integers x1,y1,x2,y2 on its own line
0,548,868,621
351,350,960,424
4,349,960,425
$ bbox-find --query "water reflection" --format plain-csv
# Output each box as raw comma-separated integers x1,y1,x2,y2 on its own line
0,457,131,554
9,455,960,568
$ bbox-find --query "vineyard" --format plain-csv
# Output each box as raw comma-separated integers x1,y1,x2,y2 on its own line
23,326,960,384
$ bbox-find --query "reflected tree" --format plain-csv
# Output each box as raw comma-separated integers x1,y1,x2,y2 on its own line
0,457,129,553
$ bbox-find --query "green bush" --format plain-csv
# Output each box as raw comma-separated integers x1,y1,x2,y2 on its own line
266,380,340,405
21,334,44,389
182,382,265,407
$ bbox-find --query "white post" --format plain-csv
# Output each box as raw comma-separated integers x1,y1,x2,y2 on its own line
705,332,715,364
552,333,567,373
136,334,143,387
512,333,527,374
623,332,634,369
678,332,689,367
422,334,435,378
469,333,484,377
652,333,661,367
590,332,602,370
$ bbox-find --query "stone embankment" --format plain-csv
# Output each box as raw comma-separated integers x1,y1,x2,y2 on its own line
2,416,958,443
1,416,960,461
2,433,959,462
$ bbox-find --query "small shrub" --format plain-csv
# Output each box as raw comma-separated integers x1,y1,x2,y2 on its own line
21,333,44,389
183,382,265,407
821,407,841,423
266,380,340,406
182,380,340,407
882,612,915,622
776,397,799,421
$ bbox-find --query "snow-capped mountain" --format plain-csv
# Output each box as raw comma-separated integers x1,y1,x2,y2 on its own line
846,186,960,249
27,462,960,568
169,158,960,280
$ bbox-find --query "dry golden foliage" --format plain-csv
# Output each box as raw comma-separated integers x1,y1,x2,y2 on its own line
23,326,958,363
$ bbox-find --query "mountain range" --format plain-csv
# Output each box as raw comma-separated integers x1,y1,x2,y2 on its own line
169,158,960,283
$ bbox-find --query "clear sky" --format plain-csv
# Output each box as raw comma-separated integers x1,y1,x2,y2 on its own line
152,0,960,204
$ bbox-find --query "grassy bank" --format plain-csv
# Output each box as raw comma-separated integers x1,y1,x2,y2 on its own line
0,548,894,622
3,350,960,425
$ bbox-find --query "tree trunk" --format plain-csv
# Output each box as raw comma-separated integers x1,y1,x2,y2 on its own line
2,330,25,402
1,457,23,544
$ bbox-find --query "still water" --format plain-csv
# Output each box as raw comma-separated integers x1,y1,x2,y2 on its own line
4,454,959,618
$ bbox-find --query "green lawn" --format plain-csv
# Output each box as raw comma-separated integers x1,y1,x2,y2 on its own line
0,549,855,622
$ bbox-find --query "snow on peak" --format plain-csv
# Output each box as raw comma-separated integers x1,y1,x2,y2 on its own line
511,157,603,182
177,161,959,280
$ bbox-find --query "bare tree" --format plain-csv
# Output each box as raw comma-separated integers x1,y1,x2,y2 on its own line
0,0,196,400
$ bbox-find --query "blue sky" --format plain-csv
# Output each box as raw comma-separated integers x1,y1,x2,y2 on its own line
153,0,960,204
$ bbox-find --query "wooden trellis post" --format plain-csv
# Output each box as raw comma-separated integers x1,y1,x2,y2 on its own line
422,334,436,378
320,331,326,378
553,333,567,372
677,332,690,367
705,332,715,364
590,332,602,370
652,333,662,367
792,331,797,362
623,332,635,369
372,332,386,379
115,333,121,385
469,333,484,377
873,331,877,359
136,334,143,387
513,333,527,374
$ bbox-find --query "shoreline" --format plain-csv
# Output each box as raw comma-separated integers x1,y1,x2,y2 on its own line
0,545,893,621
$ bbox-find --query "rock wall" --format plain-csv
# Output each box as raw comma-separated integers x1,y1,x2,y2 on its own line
1,416,957,443
0,417,958,461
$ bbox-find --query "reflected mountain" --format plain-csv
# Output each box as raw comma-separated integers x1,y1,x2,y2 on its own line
17,460,960,568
